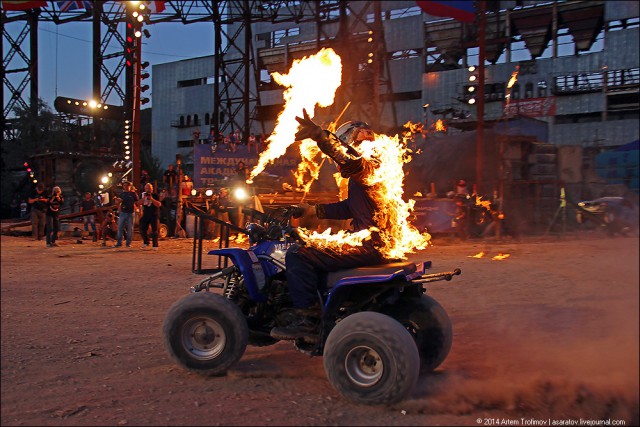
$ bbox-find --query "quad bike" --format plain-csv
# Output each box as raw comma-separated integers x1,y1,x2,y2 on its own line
575,196,639,236
163,206,461,405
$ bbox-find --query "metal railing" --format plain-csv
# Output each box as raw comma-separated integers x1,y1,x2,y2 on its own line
183,203,247,274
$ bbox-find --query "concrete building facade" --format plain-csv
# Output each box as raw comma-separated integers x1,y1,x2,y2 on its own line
151,1,639,193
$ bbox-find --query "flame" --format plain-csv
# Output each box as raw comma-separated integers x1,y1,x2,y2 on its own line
434,119,447,132
402,120,424,138
293,139,323,192
492,253,510,261
468,251,485,258
249,48,342,182
358,133,430,259
475,195,492,211
414,191,423,197
333,171,348,201
507,66,519,89
298,228,373,251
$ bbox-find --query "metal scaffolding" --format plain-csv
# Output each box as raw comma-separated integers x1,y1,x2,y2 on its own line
2,1,397,143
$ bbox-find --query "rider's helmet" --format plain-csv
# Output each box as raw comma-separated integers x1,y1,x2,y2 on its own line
335,121,374,148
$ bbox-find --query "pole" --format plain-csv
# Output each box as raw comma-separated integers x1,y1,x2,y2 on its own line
476,0,486,194
92,3,102,146
132,35,141,190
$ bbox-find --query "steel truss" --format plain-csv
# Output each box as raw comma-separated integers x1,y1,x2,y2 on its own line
2,1,397,142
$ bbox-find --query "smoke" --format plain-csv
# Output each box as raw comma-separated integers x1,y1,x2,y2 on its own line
406,299,639,423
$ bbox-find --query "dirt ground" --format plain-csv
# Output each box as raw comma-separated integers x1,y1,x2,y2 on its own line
1,231,638,426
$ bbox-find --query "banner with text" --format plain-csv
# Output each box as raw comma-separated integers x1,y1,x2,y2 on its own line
193,145,299,187
503,97,556,117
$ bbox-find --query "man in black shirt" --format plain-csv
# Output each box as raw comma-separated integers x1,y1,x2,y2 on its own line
137,183,162,249
163,165,178,196
28,183,48,240
115,181,139,248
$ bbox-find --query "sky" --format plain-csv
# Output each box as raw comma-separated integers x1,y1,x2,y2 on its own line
7,18,215,111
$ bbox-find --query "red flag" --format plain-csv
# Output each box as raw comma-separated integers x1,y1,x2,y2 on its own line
2,0,47,10
416,1,475,23
147,1,166,13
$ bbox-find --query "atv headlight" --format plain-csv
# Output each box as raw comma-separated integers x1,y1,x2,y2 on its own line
234,187,249,202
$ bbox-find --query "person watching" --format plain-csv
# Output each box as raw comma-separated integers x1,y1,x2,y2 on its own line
45,186,64,247
115,181,139,248
28,182,49,241
137,183,162,249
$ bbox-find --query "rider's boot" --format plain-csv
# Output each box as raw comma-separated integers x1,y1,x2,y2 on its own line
270,305,321,340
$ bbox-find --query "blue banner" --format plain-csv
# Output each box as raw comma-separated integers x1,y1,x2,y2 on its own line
193,144,299,188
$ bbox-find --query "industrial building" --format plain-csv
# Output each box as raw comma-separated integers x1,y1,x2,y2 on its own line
150,0,638,233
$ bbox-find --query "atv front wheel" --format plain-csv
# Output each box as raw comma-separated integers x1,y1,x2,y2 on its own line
163,292,248,376
323,312,419,405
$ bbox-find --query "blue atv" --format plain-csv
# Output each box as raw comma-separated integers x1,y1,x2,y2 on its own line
163,206,460,405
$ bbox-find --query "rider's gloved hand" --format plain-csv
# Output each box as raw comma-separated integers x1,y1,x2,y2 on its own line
295,109,325,142
292,203,315,218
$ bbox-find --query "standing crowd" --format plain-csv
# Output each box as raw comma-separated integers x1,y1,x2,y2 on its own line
26,176,169,251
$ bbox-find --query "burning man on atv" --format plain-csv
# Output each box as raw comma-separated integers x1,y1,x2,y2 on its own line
270,110,391,340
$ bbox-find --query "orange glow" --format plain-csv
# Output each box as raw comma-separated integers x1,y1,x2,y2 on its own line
469,251,485,258
249,48,342,182
434,119,446,132
492,253,510,261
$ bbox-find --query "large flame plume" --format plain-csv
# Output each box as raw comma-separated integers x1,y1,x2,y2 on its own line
249,48,342,182
252,48,430,259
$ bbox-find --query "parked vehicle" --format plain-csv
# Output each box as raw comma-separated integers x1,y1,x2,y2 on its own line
576,196,639,236
163,206,461,405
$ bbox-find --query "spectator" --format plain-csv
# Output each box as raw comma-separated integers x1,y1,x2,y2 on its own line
163,164,178,194
259,133,269,151
235,161,248,183
228,131,237,153
45,186,64,248
211,187,231,240
181,175,194,197
140,169,151,187
115,181,139,248
80,192,97,241
28,182,48,241
100,210,118,246
137,183,162,249
223,133,231,152
247,133,258,154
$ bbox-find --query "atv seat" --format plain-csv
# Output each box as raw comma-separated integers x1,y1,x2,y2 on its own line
325,261,417,289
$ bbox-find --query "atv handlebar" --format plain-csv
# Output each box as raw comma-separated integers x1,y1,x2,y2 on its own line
242,205,305,225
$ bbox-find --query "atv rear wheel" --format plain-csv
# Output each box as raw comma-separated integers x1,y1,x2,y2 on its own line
323,312,419,405
163,292,248,376
388,295,452,373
